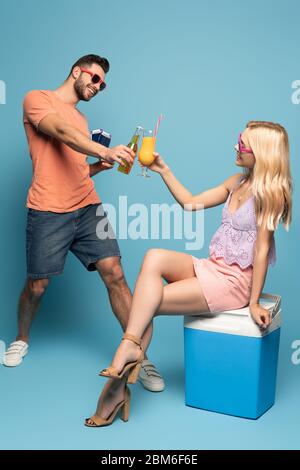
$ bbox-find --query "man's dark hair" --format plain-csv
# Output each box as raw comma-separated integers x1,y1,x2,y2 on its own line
68,54,110,77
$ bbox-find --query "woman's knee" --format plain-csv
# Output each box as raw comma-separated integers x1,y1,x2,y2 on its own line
142,248,166,271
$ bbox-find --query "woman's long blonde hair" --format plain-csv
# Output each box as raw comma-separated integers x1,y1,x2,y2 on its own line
242,121,292,231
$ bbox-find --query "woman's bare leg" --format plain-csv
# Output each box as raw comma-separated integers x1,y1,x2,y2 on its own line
85,376,128,424
105,248,209,373
88,249,209,422
88,277,210,421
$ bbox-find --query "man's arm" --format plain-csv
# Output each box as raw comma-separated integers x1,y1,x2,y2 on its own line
38,113,134,166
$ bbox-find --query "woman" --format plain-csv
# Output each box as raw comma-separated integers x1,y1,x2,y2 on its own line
85,121,293,427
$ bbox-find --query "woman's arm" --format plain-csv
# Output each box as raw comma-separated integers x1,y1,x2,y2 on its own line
249,224,275,329
149,153,243,210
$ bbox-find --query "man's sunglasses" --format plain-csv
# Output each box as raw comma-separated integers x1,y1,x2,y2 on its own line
79,67,107,91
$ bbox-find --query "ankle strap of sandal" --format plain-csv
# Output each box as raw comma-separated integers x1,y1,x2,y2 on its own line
122,333,142,347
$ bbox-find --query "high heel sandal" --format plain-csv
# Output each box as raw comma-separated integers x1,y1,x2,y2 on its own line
85,386,131,427
99,333,144,384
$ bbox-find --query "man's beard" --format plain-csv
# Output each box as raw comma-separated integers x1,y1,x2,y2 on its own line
74,76,95,101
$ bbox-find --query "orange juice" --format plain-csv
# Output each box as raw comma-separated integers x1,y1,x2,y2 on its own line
138,136,156,166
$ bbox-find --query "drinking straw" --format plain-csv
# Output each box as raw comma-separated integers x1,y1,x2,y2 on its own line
153,114,163,137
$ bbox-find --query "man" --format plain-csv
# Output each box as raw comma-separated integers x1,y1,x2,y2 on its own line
3,54,164,392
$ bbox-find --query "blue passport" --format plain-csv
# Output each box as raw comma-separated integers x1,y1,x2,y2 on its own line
91,128,111,147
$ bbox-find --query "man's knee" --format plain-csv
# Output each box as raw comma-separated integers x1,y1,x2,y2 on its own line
26,278,50,299
96,258,126,288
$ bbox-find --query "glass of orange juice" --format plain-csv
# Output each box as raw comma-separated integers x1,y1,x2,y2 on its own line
138,129,156,178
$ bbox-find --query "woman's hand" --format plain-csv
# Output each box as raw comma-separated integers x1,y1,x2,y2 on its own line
147,152,170,174
250,303,272,330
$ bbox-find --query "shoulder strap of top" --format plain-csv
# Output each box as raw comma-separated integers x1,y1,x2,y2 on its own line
225,175,245,208
235,174,245,188
228,175,245,196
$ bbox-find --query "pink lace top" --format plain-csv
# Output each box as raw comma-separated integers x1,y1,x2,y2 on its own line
209,176,276,269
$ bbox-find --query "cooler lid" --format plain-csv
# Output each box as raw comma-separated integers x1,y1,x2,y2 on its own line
184,293,281,337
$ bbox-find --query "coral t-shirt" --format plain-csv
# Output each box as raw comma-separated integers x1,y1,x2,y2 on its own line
23,90,101,212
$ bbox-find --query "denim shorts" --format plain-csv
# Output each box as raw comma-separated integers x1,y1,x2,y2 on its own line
26,203,121,279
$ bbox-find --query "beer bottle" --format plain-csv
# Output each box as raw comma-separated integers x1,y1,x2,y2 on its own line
118,126,143,175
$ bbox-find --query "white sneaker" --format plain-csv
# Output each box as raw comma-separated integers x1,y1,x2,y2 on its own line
3,340,29,367
138,359,165,392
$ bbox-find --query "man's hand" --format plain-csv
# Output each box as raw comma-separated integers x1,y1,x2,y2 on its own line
99,161,114,171
89,160,114,177
103,145,134,166
250,303,272,330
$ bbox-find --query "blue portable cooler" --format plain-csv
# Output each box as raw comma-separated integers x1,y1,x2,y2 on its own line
184,293,281,419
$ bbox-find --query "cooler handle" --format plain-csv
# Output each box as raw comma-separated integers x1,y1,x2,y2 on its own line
260,292,281,317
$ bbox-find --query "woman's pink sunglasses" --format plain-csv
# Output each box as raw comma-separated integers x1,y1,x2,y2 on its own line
238,133,254,154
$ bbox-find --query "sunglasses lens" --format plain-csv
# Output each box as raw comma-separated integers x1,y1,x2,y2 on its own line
92,74,100,84
91,75,106,90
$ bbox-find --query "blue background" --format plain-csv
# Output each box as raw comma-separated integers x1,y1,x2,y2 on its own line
0,0,299,450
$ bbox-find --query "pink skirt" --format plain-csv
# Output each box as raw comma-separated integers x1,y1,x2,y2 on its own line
192,254,253,313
